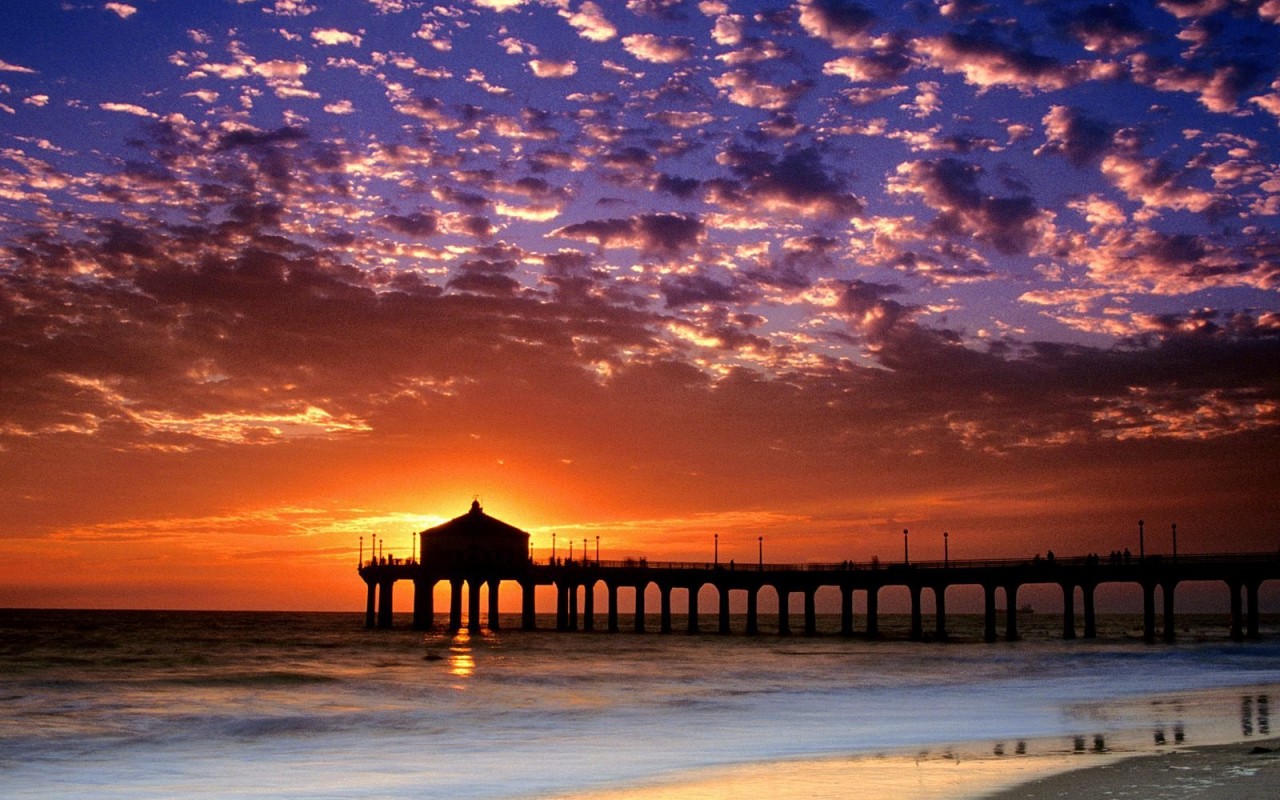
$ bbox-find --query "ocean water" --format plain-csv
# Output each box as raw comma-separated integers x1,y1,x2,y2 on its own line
2,610,1279,799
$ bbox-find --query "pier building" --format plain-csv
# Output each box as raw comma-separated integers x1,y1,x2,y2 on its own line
358,502,1279,642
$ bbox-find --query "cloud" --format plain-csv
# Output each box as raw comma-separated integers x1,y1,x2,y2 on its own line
1055,3,1148,54
564,2,616,42
252,59,309,80
1065,226,1280,294
1129,54,1263,113
311,28,364,47
551,213,704,254
0,59,37,74
1157,0,1232,19
622,34,696,63
660,273,754,308
324,99,356,114
104,2,138,19
823,38,913,83
889,158,1047,255
712,14,744,46
1035,105,1116,167
529,59,578,78
647,110,716,129
915,29,1119,92
1100,142,1218,215
99,102,157,117
711,69,812,109
711,146,864,218
264,0,317,16
833,279,915,343
378,212,439,237
626,0,686,19
796,0,877,49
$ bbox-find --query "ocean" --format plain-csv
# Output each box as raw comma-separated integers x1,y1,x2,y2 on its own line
2,609,1279,799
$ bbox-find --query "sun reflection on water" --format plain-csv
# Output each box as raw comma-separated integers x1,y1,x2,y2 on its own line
448,629,475,679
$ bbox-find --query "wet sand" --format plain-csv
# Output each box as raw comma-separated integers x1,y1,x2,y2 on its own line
549,740,1280,800
549,749,1128,800
550,684,1280,800
984,739,1280,799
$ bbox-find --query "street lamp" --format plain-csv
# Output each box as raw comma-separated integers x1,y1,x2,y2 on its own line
583,538,587,564
552,532,557,563
714,533,719,566
903,529,909,566
412,531,417,564
359,535,363,567
596,535,600,564
1139,519,1145,561
944,531,949,567
758,536,763,570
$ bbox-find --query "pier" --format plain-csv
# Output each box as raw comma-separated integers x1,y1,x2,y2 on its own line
358,502,1280,642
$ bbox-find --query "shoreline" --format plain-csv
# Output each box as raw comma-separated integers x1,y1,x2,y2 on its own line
546,683,1280,800
982,738,1280,799
546,739,1280,800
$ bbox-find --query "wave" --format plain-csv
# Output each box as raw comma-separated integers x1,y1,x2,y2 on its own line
165,670,340,687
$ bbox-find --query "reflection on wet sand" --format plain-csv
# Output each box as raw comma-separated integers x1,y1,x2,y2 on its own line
1244,693,1271,736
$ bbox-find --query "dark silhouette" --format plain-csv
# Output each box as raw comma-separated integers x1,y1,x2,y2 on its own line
359,502,1278,644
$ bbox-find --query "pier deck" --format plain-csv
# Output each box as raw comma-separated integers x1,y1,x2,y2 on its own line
358,551,1280,642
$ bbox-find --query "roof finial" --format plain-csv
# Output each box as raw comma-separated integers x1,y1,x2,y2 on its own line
470,496,481,514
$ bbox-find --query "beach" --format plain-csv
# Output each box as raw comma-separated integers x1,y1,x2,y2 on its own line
543,737,1280,800
3,610,1280,799
986,739,1280,800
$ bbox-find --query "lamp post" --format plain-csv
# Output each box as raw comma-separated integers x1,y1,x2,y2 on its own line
758,536,763,570
583,538,587,564
359,535,363,567
412,531,417,564
714,533,719,566
944,531,949,567
1172,523,1178,562
552,533,556,563
903,529,909,566
596,535,600,564
1139,519,1145,562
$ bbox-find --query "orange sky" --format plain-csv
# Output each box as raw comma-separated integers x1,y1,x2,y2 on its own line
3,398,1276,611
2,1,1279,612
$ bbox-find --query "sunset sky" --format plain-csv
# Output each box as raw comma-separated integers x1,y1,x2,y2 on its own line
1,0,1278,612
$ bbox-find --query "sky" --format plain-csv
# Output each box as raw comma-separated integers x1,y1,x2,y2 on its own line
1,0,1278,612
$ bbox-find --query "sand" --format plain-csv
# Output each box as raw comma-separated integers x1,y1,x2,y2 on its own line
548,740,1280,800
983,739,1280,800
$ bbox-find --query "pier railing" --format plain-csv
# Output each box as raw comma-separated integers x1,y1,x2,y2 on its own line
521,552,1280,572
360,551,1280,572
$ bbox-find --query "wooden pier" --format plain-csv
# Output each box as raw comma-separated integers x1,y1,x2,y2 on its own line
358,502,1279,642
